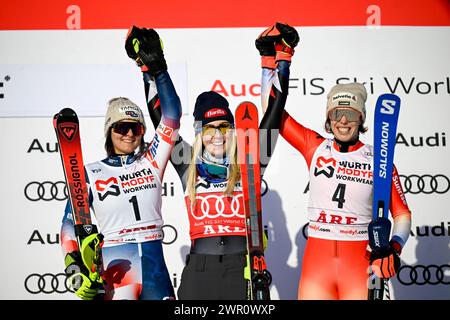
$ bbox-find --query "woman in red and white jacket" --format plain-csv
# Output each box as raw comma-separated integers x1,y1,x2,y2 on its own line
266,81,412,300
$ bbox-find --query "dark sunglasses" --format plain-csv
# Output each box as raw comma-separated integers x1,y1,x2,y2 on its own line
329,109,360,122
112,122,145,136
202,123,234,136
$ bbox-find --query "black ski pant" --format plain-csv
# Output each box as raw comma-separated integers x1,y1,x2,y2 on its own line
177,253,247,300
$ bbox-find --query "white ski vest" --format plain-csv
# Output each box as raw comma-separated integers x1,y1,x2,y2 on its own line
307,139,374,241
85,154,164,246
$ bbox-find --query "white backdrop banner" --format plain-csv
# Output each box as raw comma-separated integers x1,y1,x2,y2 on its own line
0,26,449,300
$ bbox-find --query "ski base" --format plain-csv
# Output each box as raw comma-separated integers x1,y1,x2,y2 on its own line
235,101,271,300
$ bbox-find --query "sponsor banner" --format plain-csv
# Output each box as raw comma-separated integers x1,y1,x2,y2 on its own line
0,0,449,30
0,25,449,299
0,63,188,117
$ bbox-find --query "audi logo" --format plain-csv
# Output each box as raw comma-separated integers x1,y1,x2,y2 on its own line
400,175,449,194
24,181,68,201
161,224,178,245
191,194,245,220
24,273,73,294
397,264,450,285
302,223,309,240
261,179,268,197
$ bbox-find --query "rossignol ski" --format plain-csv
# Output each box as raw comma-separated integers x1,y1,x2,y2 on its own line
235,101,272,300
53,108,104,293
368,94,401,300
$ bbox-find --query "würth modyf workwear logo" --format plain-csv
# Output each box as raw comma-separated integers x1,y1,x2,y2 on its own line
58,123,77,142
314,156,336,178
95,177,120,200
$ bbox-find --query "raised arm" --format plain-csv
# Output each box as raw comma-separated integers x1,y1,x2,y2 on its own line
256,23,299,176
125,27,190,183
142,72,191,184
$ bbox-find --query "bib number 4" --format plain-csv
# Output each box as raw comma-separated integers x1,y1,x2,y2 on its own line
332,183,347,209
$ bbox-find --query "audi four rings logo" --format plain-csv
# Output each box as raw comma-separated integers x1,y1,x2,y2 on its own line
400,174,449,194
397,264,450,285
261,179,268,197
24,273,73,294
24,181,68,201
161,224,178,245
191,193,245,220
302,223,309,239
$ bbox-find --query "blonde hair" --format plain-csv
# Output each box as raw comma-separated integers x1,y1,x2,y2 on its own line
187,132,241,204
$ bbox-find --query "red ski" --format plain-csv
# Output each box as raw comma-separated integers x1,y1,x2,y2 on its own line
53,108,104,286
235,101,271,300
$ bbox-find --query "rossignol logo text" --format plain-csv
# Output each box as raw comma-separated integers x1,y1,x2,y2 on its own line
69,153,87,207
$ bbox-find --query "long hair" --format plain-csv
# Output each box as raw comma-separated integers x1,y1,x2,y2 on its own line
186,132,240,204
104,127,147,158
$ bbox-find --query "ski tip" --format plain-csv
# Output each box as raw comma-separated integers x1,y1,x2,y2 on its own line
54,107,78,120
235,101,258,122
376,93,401,105
56,107,77,116
375,94,401,115
236,101,257,109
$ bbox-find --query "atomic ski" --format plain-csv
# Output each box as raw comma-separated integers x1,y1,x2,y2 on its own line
235,101,271,300
368,94,401,300
53,108,104,288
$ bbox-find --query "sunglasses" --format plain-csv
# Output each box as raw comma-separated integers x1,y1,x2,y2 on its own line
202,123,234,136
112,122,145,136
329,109,360,122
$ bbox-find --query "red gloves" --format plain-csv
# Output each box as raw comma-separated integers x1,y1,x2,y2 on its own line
255,22,299,68
370,240,402,279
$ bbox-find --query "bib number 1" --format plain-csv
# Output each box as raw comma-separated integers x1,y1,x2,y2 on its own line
128,195,141,221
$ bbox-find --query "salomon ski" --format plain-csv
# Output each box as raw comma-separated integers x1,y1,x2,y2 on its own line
368,94,401,300
235,101,271,300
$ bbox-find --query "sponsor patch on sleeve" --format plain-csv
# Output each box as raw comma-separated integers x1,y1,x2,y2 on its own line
157,123,175,143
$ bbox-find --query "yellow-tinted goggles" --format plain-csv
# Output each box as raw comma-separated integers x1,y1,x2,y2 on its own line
202,123,234,136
